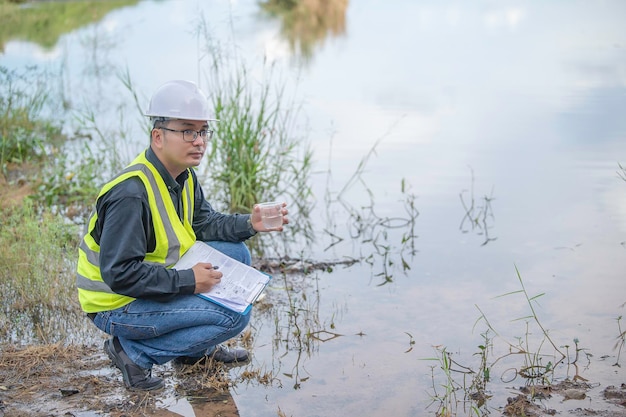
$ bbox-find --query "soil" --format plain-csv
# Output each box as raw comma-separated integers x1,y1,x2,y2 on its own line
0,343,243,417
504,381,626,417
0,167,34,210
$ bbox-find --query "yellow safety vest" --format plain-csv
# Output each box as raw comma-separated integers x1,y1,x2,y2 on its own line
76,151,196,312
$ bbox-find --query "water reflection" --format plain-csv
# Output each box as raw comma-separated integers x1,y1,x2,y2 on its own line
79,22,122,98
260,0,349,61
156,391,241,417
259,271,330,390
459,167,497,246
323,151,419,285
342,196,419,285
1,308,101,345
0,1,139,52
161,372,242,417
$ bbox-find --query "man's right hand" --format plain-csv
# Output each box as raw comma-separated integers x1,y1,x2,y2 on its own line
192,262,223,293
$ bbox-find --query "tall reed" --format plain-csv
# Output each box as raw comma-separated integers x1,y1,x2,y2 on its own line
0,66,63,171
195,16,314,253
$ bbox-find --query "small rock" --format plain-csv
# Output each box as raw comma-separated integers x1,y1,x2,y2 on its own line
562,389,586,400
60,387,80,397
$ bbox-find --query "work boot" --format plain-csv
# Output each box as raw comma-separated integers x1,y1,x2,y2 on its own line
210,344,250,363
104,337,164,391
173,344,250,366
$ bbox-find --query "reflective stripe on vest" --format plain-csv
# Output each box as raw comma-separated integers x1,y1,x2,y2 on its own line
76,152,196,312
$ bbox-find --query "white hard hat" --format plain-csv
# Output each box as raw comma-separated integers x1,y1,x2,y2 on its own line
145,80,217,121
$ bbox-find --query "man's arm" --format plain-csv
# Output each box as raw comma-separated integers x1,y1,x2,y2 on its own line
190,172,257,242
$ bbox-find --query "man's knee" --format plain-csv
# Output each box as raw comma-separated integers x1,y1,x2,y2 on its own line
204,241,252,265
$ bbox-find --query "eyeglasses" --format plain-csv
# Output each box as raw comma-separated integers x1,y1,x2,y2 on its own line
159,127,214,143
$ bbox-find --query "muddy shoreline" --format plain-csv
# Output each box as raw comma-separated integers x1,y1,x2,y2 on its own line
1,343,625,417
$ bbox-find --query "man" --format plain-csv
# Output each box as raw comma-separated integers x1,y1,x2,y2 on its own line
76,80,287,391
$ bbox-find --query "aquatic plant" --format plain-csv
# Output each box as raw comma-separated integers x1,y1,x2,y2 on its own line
324,128,419,285
0,66,63,171
459,166,496,246
614,315,625,367
423,269,597,416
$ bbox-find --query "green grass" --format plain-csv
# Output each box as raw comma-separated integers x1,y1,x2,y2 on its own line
0,200,80,312
0,65,110,219
0,66,64,170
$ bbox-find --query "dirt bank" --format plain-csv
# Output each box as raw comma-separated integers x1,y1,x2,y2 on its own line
0,343,242,417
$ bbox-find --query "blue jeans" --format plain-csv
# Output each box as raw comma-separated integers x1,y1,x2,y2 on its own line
92,241,252,369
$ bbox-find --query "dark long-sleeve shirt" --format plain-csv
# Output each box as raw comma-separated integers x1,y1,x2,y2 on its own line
91,147,255,302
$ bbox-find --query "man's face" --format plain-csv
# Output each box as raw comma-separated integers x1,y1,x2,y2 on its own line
152,119,211,177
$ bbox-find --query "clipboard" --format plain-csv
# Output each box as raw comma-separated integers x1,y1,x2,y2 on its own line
172,241,271,314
